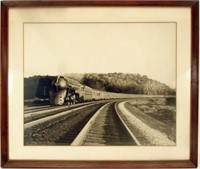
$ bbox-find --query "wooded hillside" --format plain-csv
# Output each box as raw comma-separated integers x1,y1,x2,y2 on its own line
65,73,175,95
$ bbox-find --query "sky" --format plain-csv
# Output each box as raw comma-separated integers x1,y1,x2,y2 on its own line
24,23,176,88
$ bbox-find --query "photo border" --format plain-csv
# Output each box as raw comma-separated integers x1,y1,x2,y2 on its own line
1,0,199,168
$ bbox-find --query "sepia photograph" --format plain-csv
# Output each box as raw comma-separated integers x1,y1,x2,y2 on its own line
2,2,198,167
23,22,176,146
1,1,198,167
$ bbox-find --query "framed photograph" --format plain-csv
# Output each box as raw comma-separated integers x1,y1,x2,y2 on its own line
1,0,199,168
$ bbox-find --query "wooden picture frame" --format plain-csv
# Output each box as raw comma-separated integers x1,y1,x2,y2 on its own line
1,0,199,168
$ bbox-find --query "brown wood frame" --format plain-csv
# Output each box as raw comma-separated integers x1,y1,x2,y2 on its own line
1,0,199,168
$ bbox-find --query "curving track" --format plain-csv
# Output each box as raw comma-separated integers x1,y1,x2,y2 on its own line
24,101,109,145
24,98,175,146
24,100,142,145
71,102,140,146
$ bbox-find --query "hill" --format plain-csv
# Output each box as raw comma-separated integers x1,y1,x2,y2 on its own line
64,73,175,95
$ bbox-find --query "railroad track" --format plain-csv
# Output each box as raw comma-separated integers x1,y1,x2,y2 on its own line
24,102,95,114
24,105,50,112
24,101,109,145
24,102,101,123
24,101,107,129
71,102,140,146
24,98,176,146
24,100,141,146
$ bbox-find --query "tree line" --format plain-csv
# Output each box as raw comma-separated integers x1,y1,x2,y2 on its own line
80,73,175,95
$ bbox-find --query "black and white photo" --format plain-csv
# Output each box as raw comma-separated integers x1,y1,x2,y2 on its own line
24,23,176,146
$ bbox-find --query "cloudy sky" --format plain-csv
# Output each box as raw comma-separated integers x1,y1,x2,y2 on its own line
24,23,176,88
